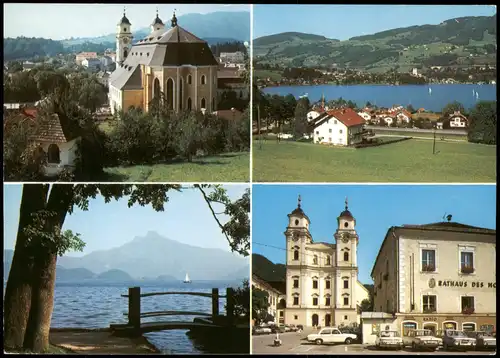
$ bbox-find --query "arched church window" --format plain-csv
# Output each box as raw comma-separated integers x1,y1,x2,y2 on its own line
123,48,128,59
47,144,60,164
187,97,192,111
188,75,192,85
153,78,160,99
201,98,206,109
293,250,299,261
201,75,206,85
179,79,183,110
344,252,349,261
166,78,174,109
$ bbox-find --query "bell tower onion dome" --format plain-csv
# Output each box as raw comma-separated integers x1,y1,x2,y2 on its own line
151,8,165,32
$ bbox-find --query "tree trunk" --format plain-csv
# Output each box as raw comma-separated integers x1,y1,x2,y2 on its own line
23,184,74,352
4,184,49,350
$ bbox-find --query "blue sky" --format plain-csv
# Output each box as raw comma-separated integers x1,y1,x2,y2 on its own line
3,4,249,40
253,5,497,39
3,184,248,257
252,185,496,284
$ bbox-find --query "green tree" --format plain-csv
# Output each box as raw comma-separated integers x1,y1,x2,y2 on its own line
467,101,496,145
442,101,466,117
4,184,250,352
360,299,373,312
228,279,250,319
174,111,205,162
293,98,310,139
252,287,270,324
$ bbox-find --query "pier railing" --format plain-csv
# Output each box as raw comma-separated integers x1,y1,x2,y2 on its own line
120,287,235,331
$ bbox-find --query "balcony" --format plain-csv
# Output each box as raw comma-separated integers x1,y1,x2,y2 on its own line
462,307,475,315
461,266,475,274
422,264,436,272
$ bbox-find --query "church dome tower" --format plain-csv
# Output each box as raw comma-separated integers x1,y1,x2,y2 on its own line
116,8,133,64
150,9,165,33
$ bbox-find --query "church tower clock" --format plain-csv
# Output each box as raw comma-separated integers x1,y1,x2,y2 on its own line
116,8,133,64
333,198,359,326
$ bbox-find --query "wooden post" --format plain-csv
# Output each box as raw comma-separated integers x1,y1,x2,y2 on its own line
128,287,141,332
226,287,234,326
212,288,219,320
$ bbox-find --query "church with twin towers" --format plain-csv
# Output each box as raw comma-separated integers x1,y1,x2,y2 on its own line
109,9,219,115
284,196,369,327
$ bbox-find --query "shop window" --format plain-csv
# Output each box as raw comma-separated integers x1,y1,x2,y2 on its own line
402,322,417,336
463,323,476,332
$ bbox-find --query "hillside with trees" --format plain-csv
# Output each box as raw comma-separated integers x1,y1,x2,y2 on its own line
252,253,286,282
254,15,497,70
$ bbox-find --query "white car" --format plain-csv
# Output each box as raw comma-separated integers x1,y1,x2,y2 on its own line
253,326,272,335
307,327,357,345
375,330,403,350
402,329,442,351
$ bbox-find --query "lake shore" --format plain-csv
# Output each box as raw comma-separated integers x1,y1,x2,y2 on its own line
49,328,161,354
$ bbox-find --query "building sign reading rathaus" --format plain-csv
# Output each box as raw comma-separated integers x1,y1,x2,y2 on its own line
429,278,496,289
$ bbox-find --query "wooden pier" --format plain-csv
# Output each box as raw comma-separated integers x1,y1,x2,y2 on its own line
110,287,236,336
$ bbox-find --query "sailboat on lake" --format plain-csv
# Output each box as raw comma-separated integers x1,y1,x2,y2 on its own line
428,87,432,95
183,273,191,283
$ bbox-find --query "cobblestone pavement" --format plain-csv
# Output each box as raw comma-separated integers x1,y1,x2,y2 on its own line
252,330,496,355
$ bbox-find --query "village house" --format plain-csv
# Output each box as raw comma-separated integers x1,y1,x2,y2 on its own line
368,219,496,340
448,111,468,128
108,11,219,115
219,51,245,64
217,67,248,101
357,110,373,122
81,58,102,71
284,197,370,328
75,52,98,66
252,273,286,324
13,108,82,177
312,108,368,146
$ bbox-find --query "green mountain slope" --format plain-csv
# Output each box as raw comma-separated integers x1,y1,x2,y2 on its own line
253,32,333,46
252,253,286,282
254,15,497,70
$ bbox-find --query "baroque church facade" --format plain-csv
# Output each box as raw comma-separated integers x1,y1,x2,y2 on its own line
109,10,218,115
284,197,369,327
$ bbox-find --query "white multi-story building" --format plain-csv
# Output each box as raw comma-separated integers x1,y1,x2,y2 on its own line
371,219,496,337
312,108,367,146
252,274,285,324
284,197,369,328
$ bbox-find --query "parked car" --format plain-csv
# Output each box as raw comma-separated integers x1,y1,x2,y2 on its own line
253,325,272,335
272,325,286,334
441,329,476,351
375,330,403,350
296,324,304,331
307,327,357,345
402,329,441,351
465,331,496,350
287,324,299,332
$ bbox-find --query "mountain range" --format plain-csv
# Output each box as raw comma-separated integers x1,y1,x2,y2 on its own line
253,15,497,71
61,11,250,46
4,232,249,282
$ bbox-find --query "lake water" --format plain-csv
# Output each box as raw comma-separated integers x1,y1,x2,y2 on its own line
47,281,242,354
262,84,497,112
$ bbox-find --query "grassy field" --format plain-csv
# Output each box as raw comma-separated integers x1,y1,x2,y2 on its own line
252,139,496,182
104,152,249,182
372,130,468,141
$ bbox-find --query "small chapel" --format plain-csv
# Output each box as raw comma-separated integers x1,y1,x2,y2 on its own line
109,10,219,115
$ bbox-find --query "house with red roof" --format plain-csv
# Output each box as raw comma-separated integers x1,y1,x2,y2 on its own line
311,108,367,146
